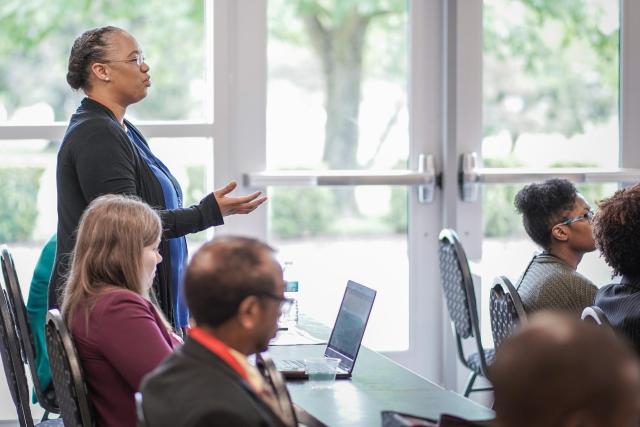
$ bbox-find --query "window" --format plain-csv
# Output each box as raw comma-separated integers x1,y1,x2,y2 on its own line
479,0,620,342
266,0,410,351
0,2,212,418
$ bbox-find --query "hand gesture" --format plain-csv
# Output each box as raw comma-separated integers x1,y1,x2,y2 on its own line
214,181,267,217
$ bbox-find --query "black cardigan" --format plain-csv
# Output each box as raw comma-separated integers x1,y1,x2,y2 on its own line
51,97,223,327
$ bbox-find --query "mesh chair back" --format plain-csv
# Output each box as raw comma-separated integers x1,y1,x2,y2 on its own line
489,276,526,349
1,246,59,413
581,306,611,328
0,284,34,427
438,229,492,382
438,230,476,339
45,309,94,427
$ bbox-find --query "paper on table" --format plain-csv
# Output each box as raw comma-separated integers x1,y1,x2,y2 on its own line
270,326,327,346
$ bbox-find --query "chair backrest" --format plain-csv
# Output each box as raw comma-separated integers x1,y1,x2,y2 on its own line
134,392,147,427
581,305,611,328
438,228,487,376
0,283,34,427
45,309,94,427
1,246,59,413
255,353,298,427
438,230,476,339
489,275,527,350
438,229,488,374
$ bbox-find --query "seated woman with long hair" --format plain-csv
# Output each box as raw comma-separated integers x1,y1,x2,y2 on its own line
61,195,180,427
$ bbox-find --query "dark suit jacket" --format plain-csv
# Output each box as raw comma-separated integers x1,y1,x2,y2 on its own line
595,276,640,354
141,337,287,427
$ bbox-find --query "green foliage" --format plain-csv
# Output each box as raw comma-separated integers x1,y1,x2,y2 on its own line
268,0,406,88
0,0,205,121
269,187,336,238
382,187,407,233
293,0,404,29
0,168,44,242
482,157,525,238
483,0,619,141
184,165,206,207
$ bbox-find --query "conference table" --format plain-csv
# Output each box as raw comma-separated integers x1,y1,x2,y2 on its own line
267,318,495,427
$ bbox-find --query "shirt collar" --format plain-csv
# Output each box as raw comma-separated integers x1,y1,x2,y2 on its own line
188,326,248,382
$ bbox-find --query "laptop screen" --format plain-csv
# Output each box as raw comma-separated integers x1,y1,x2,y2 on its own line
325,280,376,369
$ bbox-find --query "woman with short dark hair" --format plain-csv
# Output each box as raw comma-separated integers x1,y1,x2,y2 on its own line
594,183,640,353
52,26,266,328
513,179,597,315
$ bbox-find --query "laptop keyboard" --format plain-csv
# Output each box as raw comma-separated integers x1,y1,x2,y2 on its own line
275,359,305,371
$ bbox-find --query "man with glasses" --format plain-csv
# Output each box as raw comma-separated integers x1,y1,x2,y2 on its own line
141,236,291,427
513,179,597,315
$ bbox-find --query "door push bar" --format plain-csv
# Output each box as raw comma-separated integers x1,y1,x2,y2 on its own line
243,154,439,204
459,152,640,202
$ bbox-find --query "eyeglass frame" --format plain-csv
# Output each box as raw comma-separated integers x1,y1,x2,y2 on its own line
255,292,295,315
102,53,146,67
553,210,595,228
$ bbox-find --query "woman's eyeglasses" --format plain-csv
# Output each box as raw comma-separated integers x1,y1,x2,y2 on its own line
103,54,146,67
554,210,595,227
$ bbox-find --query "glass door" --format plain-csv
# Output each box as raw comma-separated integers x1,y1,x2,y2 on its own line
266,0,411,352
214,0,446,380
214,0,640,392
477,0,621,343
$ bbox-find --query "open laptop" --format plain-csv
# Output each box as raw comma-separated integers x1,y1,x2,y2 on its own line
274,280,376,379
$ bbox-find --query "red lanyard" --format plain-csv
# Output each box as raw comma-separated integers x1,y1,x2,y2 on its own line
189,327,248,382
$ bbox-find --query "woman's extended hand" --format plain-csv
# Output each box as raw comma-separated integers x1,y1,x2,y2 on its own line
214,181,267,217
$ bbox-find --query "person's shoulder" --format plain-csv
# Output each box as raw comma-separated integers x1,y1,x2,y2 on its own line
532,258,579,282
596,282,617,297
522,258,565,287
143,366,268,427
567,269,596,288
62,112,126,152
141,344,240,408
92,288,151,316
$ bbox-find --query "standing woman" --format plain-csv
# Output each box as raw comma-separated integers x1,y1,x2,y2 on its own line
51,26,266,328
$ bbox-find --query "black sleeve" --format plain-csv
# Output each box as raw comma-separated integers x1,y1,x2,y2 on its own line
158,192,224,239
73,126,139,200
73,125,224,238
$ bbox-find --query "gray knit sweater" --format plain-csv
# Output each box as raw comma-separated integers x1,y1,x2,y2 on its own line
516,253,597,316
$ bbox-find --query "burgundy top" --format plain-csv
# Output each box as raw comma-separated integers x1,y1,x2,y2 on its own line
70,289,180,427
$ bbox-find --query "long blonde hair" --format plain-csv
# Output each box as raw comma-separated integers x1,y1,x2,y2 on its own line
61,194,162,328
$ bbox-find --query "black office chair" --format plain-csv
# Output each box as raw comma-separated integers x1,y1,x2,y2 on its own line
45,309,95,427
581,305,611,328
489,275,526,350
1,246,60,420
438,229,493,397
0,285,62,427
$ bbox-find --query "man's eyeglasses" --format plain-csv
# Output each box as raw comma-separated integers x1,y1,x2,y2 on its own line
258,293,295,315
103,54,146,67
554,210,595,227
